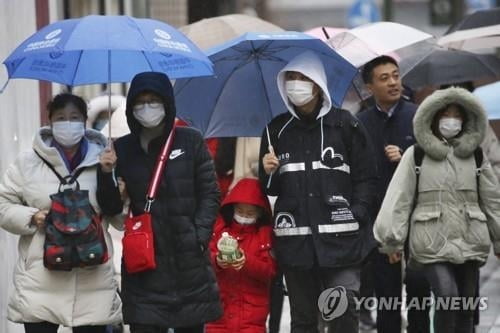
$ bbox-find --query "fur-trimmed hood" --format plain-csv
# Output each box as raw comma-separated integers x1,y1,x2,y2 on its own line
413,87,487,160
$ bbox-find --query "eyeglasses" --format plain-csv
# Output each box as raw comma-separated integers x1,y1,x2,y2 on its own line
133,101,163,111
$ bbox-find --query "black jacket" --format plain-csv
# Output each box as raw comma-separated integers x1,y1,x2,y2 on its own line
97,72,222,327
258,108,377,269
357,99,417,213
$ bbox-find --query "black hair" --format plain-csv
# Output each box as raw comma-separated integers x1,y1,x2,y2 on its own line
47,93,88,120
361,55,399,84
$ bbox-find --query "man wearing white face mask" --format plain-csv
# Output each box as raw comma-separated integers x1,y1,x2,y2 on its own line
97,72,222,333
259,51,377,332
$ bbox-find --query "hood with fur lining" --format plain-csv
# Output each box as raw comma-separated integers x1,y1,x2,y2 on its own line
413,87,487,160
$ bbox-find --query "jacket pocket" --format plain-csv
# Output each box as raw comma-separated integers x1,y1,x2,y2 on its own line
464,206,490,250
272,198,311,264
318,194,359,240
410,206,445,255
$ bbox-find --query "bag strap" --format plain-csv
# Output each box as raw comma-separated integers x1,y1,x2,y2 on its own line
34,150,85,185
474,147,483,200
144,126,177,212
413,144,483,201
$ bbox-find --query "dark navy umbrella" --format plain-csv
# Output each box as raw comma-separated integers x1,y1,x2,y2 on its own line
174,32,357,138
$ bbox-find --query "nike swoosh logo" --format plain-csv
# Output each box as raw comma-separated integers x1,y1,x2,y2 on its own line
169,149,185,160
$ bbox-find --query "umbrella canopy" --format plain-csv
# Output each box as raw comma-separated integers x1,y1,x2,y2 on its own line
446,7,500,33
3,15,213,87
438,8,500,50
402,48,500,89
328,22,434,68
174,32,357,138
179,14,283,50
304,27,347,42
474,81,500,120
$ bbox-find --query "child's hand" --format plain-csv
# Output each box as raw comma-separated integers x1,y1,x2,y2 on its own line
216,254,231,269
232,249,246,270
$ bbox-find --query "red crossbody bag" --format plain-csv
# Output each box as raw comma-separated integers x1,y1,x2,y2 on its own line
122,127,176,274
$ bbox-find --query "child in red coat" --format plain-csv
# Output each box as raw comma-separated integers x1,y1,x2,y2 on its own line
206,178,277,333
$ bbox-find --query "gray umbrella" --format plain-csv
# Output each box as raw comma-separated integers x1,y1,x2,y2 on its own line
402,48,500,89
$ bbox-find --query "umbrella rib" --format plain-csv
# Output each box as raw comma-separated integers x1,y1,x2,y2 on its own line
253,41,275,128
142,50,155,71
71,50,85,86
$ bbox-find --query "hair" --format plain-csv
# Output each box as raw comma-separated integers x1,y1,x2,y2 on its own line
47,93,88,120
431,103,467,138
361,55,399,84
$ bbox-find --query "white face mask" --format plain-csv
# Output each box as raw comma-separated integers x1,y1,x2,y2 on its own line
285,80,316,106
439,117,462,139
234,213,257,225
52,121,85,148
134,105,165,128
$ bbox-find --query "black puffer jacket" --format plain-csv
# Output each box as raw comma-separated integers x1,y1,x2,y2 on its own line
97,72,222,328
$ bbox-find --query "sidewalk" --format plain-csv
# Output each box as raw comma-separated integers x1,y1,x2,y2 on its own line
276,254,500,333
476,255,500,332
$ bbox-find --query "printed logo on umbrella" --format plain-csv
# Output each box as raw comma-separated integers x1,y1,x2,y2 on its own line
153,29,192,53
154,29,172,40
24,29,62,52
45,29,62,40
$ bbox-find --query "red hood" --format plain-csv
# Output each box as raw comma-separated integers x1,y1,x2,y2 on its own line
220,178,272,225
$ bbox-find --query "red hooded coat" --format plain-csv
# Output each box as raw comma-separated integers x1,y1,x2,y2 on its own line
206,178,277,333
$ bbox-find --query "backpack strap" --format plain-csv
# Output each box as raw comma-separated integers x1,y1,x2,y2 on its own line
413,144,425,201
34,150,86,185
474,147,483,199
412,145,483,200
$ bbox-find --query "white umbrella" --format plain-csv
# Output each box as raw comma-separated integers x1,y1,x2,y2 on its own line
328,22,435,69
327,22,435,110
438,24,500,51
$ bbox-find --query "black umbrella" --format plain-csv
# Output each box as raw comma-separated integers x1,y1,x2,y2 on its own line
402,48,500,89
445,7,500,33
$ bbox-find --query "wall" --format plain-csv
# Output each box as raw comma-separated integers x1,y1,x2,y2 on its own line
0,0,41,332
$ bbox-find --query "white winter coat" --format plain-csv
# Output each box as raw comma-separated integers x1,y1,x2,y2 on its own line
0,127,122,326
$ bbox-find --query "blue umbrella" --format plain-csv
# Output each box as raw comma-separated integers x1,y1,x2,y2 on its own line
174,32,357,138
2,15,213,87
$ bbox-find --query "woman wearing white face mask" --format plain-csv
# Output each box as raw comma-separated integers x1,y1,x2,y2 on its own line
374,87,500,333
206,178,277,333
98,72,222,333
0,93,122,333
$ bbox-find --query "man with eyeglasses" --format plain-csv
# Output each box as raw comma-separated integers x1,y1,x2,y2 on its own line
97,71,222,333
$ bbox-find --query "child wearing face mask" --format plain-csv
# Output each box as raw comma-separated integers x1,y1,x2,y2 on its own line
374,87,500,333
206,178,277,333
